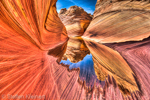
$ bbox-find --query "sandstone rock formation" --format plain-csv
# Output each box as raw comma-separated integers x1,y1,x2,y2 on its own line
82,0,150,99
85,41,139,95
58,6,92,37
62,37,90,63
0,0,150,100
0,1,97,99
83,0,150,43
104,36,150,99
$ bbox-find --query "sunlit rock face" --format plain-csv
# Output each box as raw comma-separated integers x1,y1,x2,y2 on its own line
58,6,92,37
83,0,150,43
62,37,90,63
0,1,98,100
0,0,86,100
0,0,150,100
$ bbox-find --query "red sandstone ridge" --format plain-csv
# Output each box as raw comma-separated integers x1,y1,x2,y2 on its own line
58,6,92,37
83,0,150,43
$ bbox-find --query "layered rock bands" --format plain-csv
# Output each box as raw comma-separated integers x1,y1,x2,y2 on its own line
0,0,150,100
59,6,92,37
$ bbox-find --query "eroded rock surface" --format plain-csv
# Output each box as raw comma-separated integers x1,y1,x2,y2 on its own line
82,0,150,99
59,6,92,37
85,41,139,95
104,36,150,99
0,0,150,100
83,0,150,43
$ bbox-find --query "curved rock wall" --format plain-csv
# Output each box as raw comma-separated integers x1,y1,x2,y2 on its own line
0,0,150,100
83,0,150,43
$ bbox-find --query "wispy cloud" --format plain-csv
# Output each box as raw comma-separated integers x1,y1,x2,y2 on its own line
68,0,76,5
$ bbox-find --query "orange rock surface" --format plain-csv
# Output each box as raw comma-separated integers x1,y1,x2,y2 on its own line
0,1,99,100
0,0,150,100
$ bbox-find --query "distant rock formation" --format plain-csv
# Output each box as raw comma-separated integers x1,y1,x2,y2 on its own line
59,6,92,37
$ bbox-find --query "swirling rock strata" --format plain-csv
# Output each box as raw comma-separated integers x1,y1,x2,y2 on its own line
0,0,101,100
0,0,84,100
83,0,150,43
0,0,150,100
59,6,92,37
85,41,139,95
104,36,150,99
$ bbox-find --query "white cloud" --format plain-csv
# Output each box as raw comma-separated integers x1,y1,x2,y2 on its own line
82,7,94,14
68,0,76,5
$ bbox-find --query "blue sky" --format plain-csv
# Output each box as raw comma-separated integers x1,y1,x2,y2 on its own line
56,0,97,14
